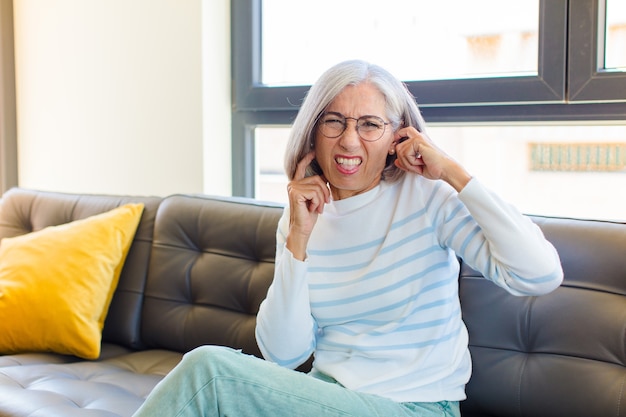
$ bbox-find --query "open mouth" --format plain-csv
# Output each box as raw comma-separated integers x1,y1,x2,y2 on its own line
335,156,362,168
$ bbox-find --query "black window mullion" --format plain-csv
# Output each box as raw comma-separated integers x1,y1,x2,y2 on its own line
409,0,568,107
568,0,626,102
231,110,297,197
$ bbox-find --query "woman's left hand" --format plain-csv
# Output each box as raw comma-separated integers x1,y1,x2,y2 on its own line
393,127,472,192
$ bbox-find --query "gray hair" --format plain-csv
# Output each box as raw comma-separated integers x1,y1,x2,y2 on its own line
284,60,426,181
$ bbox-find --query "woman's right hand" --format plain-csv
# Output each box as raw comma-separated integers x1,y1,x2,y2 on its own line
285,152,330,260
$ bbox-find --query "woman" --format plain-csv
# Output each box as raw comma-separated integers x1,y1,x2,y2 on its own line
133,60,563,417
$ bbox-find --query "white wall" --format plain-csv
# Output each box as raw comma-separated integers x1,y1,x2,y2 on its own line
13,0,231,197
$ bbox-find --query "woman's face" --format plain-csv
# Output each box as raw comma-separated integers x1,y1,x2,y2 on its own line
314,82,396,200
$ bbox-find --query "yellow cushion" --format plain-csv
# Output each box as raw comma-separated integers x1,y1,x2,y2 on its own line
0,203,144,359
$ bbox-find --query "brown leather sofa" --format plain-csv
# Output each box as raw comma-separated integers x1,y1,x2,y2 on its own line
0,187,624,417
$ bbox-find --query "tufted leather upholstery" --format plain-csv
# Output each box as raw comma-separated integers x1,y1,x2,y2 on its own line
0,188,624,417
0,189,283,417
139,195,281,356
0,347,182,417
0,188,163,350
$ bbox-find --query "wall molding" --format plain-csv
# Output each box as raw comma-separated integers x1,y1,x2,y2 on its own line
0,0,17,194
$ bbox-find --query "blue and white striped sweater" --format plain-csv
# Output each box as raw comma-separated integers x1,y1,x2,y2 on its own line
256,175,563,403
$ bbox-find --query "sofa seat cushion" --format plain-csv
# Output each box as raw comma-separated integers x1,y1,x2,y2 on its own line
0,349,182,417
0,344,137,368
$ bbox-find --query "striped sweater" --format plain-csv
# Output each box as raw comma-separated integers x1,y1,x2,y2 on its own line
256,175,563,403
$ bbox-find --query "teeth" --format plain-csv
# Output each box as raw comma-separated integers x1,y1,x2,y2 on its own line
336,157,362,166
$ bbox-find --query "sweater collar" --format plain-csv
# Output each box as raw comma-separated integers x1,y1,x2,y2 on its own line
327,181,390,216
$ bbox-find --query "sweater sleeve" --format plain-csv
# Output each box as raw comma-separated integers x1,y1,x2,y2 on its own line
443,178,563,296
254,208,317,369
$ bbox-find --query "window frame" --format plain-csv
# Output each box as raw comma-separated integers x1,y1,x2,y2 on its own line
568,0,626,102
233,0,568,111
231,0,626,197
0,0,18,194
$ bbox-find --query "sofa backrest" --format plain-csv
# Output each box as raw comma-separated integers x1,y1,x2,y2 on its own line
3,188,624,417
459,215,626,417
138,194,284,357
0,187,163,350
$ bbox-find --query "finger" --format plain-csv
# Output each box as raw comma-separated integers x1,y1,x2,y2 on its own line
396,140,419,166
394,158,408,172
307,177,331,211
395,157,424,176
294,152,317,181
411,144,424,165
393,133,409,146
394,126,420,141
413,142,423,160
288,177,330,213
307,192,325,214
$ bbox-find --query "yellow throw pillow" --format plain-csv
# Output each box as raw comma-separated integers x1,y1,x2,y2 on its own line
0,203,144,359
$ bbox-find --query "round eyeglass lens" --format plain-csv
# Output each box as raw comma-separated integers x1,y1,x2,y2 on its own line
319,114,387,141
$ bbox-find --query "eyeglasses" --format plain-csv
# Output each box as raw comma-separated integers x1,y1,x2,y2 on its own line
317,112,390,142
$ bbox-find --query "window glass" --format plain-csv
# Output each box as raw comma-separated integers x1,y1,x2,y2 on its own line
255,124,626,221
261,0,539,86
605,0,626,70
255,127,289,202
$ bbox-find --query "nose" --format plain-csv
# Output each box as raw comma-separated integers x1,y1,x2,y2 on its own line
338,118,361,150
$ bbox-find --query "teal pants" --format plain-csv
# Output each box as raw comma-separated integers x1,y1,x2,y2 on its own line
132,345,460,417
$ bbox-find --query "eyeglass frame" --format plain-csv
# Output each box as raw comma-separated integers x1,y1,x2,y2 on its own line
316,111,392,142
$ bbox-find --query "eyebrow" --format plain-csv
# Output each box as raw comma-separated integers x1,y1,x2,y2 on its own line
322,111,384,119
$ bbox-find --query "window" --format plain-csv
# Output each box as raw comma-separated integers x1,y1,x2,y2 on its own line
605,0,626,70
568,0,626,101
255,124,626,221
232,0,626,221
261,1,539,85
233,0,567,110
